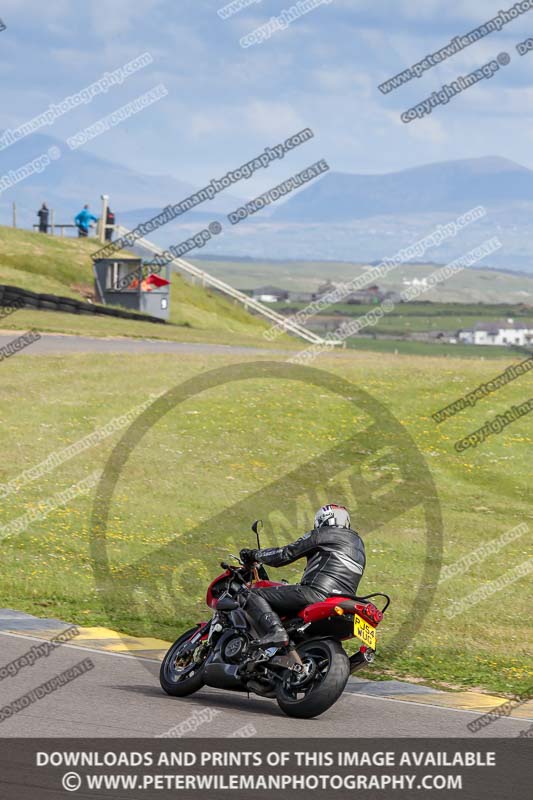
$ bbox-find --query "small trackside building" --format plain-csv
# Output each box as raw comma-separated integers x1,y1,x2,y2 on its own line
457,319,533,346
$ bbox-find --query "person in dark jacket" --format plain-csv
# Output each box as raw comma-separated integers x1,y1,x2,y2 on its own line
105,207,115,241
37,203,49,233
74,205,98,237
239,504,365,648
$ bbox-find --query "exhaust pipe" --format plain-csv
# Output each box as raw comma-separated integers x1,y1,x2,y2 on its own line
349,649,375,674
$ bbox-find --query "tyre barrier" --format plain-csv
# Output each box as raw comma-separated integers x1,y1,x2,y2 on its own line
0,284,166,324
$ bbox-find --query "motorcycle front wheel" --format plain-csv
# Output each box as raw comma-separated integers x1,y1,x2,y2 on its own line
160,627,208,697
275,638,350,719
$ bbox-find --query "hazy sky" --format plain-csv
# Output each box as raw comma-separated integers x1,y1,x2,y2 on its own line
2,0,533,192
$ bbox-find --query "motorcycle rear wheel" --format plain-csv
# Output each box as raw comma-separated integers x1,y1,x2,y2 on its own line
160,627,208,697
275,638,349,719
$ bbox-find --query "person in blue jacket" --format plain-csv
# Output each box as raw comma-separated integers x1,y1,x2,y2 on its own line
74,205,98,237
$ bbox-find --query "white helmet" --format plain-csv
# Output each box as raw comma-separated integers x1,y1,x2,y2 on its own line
314,504,351,530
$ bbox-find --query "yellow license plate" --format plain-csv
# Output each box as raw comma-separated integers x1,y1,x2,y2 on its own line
353,613,376,650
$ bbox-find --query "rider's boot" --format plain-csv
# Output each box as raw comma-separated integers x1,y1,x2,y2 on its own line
242,591,289,649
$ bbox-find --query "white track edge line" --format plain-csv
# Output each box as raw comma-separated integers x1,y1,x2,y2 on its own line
345,690,532,721
2,631,530,723
0,630,162,663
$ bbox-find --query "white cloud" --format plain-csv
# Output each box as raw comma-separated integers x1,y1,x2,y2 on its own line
1,0,70,14
312,67,373,97
188,111,234,138
397,114,448,144
86,0,161,38
463,84,533,115
239,100,307,137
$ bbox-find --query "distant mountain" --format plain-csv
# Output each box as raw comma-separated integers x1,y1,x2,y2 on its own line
118,207,227,228
0,132,243,229
272,157,533,222
2,142,533,274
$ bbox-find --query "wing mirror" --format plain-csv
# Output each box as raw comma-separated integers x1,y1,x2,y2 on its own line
251,519,263,549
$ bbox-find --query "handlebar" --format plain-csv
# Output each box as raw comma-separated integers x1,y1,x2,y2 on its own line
220,559,261,569
220,560,261,582
220,561,238,571
220,560,253,574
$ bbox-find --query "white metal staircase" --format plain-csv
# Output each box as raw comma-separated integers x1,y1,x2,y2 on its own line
114,225,329,345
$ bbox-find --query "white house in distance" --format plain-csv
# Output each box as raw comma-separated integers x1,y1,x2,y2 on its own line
457,319,533,346
250,286,289,303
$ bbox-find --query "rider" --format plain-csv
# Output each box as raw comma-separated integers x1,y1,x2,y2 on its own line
239,504,366,649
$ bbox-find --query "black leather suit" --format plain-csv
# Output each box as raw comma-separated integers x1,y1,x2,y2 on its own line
252,525,366,615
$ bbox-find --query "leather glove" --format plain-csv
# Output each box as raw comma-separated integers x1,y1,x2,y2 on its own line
239,548,258,565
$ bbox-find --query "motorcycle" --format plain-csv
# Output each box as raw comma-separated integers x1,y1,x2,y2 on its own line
160,520,390,718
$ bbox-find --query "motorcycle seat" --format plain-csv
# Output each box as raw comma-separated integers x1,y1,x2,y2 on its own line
298,596,356,624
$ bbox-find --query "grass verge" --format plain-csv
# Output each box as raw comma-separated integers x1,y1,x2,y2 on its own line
0,348,531,695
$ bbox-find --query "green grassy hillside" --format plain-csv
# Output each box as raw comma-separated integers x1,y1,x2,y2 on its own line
199,257,533,305
286,301,533,334
0,227,284,346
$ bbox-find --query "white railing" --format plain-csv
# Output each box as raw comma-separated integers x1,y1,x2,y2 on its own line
114,225,330,345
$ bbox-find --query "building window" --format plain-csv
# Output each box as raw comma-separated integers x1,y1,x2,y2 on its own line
106,262,139,292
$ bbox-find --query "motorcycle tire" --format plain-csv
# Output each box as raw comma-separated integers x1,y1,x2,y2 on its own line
276,638,350,719
160,627,207,697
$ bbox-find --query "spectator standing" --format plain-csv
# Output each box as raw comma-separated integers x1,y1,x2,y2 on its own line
74,204,98,237
105,207,115,241
37,203,49,233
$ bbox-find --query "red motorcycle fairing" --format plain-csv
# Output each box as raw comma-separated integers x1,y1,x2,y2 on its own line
299,597,383,627
298,596,357,623
186,621,210,642
206,572,283,609
206,569,232,609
